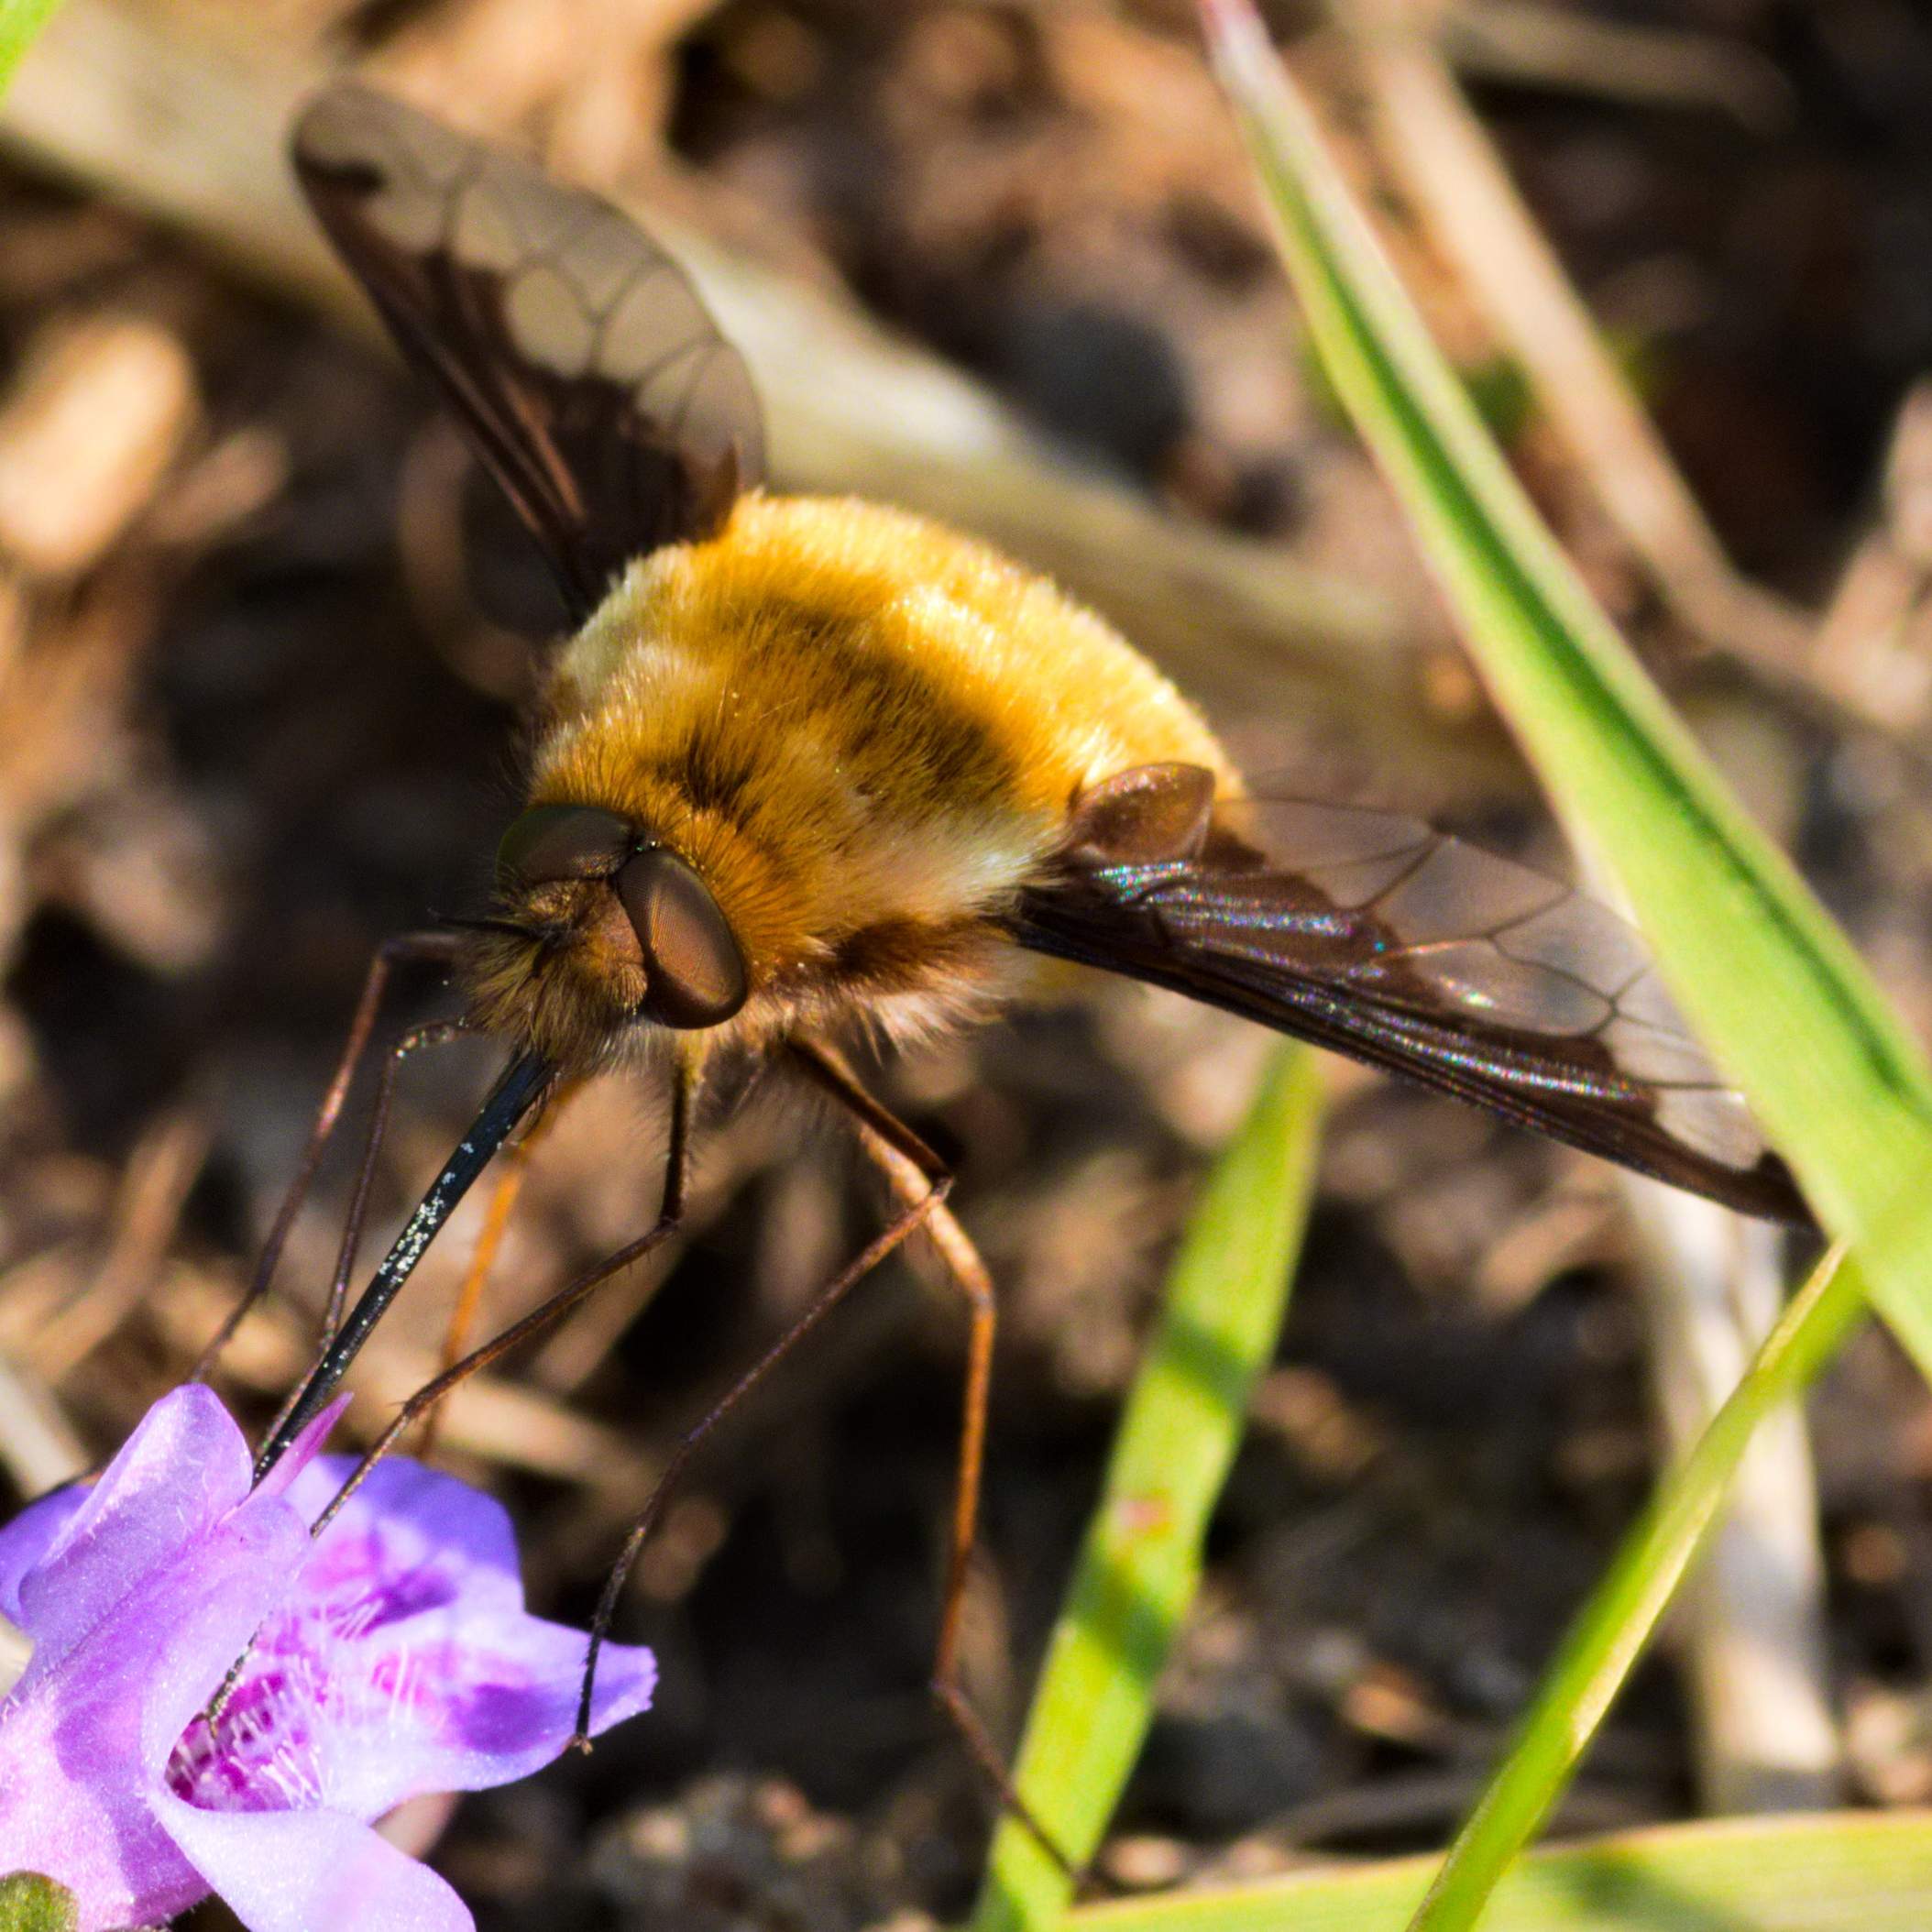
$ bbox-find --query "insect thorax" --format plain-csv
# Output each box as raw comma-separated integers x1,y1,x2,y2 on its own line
468,494,1231,1060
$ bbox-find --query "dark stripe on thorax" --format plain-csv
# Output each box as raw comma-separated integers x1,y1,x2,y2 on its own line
716,594,1026,816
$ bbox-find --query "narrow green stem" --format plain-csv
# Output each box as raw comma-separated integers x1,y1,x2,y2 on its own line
1067,1809,1932,1931
1407,1246,1866,1931
971,1045,1325,1932
1202,0,1932,1367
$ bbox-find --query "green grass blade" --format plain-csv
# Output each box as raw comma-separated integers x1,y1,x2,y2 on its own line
1408,1245,1864,1929
1197,10,1928,1924
0,0,63,97
969,1044,1324,1932
1066,1809,1932,1931
1036,1245,1859,1932
1201,0,1932,1365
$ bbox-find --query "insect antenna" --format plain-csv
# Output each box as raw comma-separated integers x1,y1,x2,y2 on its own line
250,1046,556,1482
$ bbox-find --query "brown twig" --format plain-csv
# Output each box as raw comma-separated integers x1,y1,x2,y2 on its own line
1440,0,1793,132
30,1104,213,1385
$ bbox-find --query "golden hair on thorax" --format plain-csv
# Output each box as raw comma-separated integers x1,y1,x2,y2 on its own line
474,489,1235,1066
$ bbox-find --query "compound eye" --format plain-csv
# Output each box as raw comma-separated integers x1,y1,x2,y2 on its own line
617,848,748,1028
498,806,632,885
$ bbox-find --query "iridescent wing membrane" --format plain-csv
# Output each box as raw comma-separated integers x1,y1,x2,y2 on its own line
292,82,763,621
1016,789,1808,1223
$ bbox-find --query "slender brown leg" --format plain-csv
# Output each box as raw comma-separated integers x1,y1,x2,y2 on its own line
311,1057,696,1540
569,1175,950,1747
789,1039,1076,1880
319,1019,473,1345
249,1017,474,1454
209,1060,693,1734
242,1176,937,1740
415,1077,584,1458
192,931,462,1382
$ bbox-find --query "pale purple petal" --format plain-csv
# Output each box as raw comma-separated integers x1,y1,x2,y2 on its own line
316,1605,656,1817
255,1395,354,1504
0,1384,656,1932
136,1507,316,1777
0,1469,309,1928
17,1385,251,1666
265,1457,653,1818
286,1456,522,1611
0,1379,307,1623
0,1648,197,1927
158,1803,471,1932
0,1485,84,1624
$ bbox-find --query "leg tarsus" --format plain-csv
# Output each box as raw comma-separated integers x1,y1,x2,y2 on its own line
571,1179,950,1744
930,1676,1088,1886
789,1040,1090,1880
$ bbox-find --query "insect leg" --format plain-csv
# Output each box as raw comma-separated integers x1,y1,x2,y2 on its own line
192,930,461,1382
569,1172,950,1747
308,1055,696,1538
207,1061,687,1733
319,1018,475,1345
788,1039,1077,1882
252,1047,555,1479
416,1076,585,1458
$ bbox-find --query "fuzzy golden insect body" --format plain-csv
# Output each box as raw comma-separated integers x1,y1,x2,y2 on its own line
260,78,1807,1492
238,84,1822,1839
472,491,1235,1065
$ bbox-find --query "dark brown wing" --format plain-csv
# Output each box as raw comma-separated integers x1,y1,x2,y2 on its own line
292,82,763,621
1015,785,1808,1224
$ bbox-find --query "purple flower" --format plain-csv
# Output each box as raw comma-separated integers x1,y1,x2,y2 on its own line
0,1386,654,1931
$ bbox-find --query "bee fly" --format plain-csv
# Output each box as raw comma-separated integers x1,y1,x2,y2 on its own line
246,81,1806,1794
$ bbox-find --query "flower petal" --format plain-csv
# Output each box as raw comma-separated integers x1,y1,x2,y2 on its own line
288,1457,521,1605
0,1478,310,1930
135,1504,314,1777
157,1801,473,1932
0,1486,84,1625
317,1608,656,1817
2,1389,659,1932
0,1657,207,1928
16,1387,252,1666
255,1395,354,1504
269,1458,653,1817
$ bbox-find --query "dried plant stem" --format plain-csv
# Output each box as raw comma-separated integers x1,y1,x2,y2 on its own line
0,1346,87,1497
1624,1182,1842,1813
1440,0,1792,128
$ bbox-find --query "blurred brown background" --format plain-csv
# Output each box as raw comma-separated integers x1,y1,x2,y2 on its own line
5,1,1932,1926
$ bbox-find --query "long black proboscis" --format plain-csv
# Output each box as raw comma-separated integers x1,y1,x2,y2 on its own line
251,1048,556,1483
